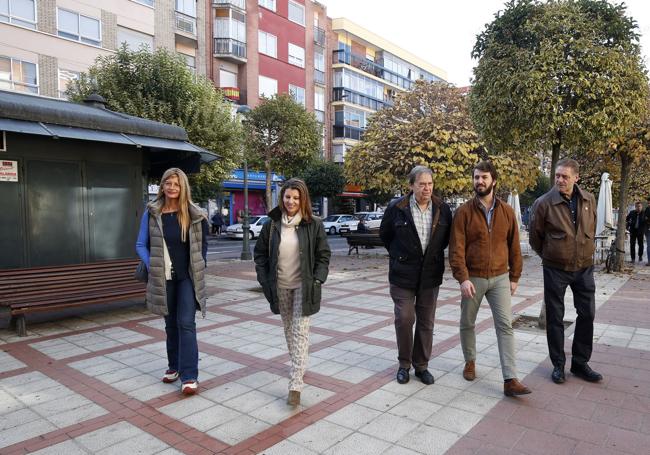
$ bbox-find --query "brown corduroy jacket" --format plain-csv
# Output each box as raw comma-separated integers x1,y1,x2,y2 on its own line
449,197,522,284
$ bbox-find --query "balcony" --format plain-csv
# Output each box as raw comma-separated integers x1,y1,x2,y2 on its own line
314,26,326,47
333,50,414,91
213,0,246,10
175,11,197,36
314,69,325,85
333,124,364,141
332,87,392,111
220,86,240,102
214,38,247,62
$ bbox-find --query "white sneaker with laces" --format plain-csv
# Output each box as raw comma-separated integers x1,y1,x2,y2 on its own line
162,370,179,383
181,380,198,395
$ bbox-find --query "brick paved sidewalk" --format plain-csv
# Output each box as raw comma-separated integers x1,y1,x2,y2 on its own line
1,254,648,455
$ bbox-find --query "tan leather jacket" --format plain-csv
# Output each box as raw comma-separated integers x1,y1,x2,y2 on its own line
529,185,596,271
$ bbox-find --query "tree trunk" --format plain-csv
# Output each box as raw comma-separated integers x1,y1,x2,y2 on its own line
265,158,273,211
612,152,632,272
539,136,562,329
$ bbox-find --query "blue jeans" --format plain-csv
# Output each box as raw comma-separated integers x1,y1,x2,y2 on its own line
164,278,198,382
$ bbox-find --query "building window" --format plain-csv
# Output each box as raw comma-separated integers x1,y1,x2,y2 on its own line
57,9,101,46
288,1,304,26
131,0,154,6
314,86,325,111
289,84,305,107
175,0,196,17
0,0,36,29
117,27,153,50
219,69,237,87
258,0,276,11
178,53,195,73
288,43,304,68
258,75,277,98
0,56,38,94
258,30,277,58
58,68,80,98
215,10,246,42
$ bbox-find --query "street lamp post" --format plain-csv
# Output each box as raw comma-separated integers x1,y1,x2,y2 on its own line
236,104,252,260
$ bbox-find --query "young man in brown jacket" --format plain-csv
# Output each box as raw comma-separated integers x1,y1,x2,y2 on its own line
449,161,531,396
529,158,602,384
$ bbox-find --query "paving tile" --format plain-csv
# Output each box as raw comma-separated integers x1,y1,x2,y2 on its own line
158,396,215,419
249,397,302,424
356,389,406,411
387,396,442,423
95,431,170,455
258,439,318,455
30,439,89,455
0,417,57,449
323,432,392,455
426,406,484,434
289,420,353,453
447,390,500,414
396,423,462,454
181,404,241,431
513,428,578,455
325,403,383,430
224,389,278,413
75,421,143,452
359,413,420,443
207,414,271,445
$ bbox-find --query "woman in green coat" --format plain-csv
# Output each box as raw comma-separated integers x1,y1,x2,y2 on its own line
254,178,331,407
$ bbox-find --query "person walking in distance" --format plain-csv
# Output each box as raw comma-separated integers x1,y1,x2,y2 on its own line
529,158,602,384
449,161,531,396
644,196,650,266
254,178,331,407
625,201,646,263
136,168,208,396
379,166,452,385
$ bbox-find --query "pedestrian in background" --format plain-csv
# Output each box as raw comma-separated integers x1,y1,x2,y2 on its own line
211,211,224,236
644,196,650,266
625,201,645,263
136,167,208,396
529,158,602,384
449,161,531,396
379,166,452,386
254,178,331,407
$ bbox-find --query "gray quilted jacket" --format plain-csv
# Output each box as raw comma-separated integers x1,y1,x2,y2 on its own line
146,204,207,317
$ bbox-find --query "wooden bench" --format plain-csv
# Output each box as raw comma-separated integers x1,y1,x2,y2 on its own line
0,259,146,336
342,231,385,255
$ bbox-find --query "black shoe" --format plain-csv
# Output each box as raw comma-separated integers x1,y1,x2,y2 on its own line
570,363,603,382
396,367,410,384
414,369,435,385
551,366,565,384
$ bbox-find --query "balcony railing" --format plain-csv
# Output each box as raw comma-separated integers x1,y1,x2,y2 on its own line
333,124,364,141
213,0,246,9
214,38,247,59
332,87,393,111
175,11,197,35
314,26,326,46
314,69,325,85
333,49,414,91
220,86,240,102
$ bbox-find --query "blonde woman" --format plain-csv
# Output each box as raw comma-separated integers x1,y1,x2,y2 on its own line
254,178,331,406
136,168,208,395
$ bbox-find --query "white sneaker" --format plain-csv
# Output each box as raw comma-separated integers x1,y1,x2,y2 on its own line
162,370,179,383
181,380,198,395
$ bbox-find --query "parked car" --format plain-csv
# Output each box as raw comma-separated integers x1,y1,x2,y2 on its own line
322,214,358,235
339,212,383,233
226,216,269,239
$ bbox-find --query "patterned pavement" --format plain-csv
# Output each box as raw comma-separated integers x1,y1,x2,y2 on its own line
1,253,649,454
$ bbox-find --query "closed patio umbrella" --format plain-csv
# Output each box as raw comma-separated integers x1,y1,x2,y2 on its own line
596,172,614,235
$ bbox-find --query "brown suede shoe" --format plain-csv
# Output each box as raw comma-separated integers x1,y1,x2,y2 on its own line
463,361,476,381
504,378,532,397
287,390,301,407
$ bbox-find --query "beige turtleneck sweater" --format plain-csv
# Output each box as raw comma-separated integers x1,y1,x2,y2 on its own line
277,212,302,289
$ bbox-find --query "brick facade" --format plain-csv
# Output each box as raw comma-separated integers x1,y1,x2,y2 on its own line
38,54,58,98
101,10,117,51
37,0,56,35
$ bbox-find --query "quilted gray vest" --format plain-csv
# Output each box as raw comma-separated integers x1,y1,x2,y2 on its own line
146,204,206,317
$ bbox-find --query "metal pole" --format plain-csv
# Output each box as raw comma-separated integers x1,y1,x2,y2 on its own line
240,157,252,260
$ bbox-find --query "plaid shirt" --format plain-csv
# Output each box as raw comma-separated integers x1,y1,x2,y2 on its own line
410,194,433,253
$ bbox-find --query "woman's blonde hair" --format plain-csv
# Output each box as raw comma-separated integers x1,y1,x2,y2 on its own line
279,178,313,222
149,168,193,241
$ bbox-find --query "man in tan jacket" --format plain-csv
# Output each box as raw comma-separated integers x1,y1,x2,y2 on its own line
529,158,602,384
450,161,531,397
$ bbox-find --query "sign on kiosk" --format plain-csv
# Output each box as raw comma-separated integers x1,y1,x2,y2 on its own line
0,160,18,182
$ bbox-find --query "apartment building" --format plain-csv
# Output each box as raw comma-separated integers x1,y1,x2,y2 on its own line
330,17,447,165
208,0,331,157
0,0,207,99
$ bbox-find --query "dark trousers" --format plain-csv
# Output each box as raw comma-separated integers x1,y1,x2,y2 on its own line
630,230,644,261
164,278,199,382
543,266,596,369
390,284,440,371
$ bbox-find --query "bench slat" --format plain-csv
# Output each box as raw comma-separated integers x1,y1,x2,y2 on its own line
9,284,146,309
3,281,145,304
0,271,136,291
11,290,146,315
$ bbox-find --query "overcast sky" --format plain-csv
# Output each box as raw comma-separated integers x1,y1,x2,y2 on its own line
320,0,650,86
